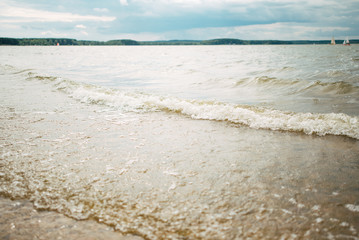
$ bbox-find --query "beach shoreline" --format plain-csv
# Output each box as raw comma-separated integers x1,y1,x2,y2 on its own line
1,48,359,239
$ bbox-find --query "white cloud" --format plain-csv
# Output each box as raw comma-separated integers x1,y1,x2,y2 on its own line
0,2,116,23
179,23,352,40
119,0,129,6
138,22,352,41
75,24,87,29
94,8,109,13
41,30,68,37
1,0,357,41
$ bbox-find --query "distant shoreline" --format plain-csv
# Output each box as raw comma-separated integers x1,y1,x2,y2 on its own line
1,37,358,46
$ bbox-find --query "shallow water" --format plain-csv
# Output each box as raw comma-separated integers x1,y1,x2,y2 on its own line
1,45,359,139
0,197,142,240
0,45,359,239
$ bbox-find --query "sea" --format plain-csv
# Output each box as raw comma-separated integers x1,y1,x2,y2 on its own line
0,45,358,239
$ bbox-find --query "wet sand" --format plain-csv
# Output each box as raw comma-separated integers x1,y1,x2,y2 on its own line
0,197,143,240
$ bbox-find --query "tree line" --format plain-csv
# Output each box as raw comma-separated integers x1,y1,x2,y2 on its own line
0,38,139,46
1,37,358,46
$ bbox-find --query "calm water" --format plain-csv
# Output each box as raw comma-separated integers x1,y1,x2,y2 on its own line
0,45,359,239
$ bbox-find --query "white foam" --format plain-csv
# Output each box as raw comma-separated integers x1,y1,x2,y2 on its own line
345,204,359,212
35,75,359,139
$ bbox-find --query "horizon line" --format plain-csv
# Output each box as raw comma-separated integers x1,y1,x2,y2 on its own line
1,36,358,42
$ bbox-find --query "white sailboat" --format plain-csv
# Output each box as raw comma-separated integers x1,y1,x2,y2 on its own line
343,37,350,46
331,36,336,45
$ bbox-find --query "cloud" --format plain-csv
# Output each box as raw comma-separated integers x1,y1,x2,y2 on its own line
41,30,68,37
111,0,359,39
75,24,87,29
119,0,129,6
166,23,353,40
80,31,89,36
94,8,109,13
75,25,88,36
1,0,358,41
0,2,116,23
230,23,351,40
127,0,356,24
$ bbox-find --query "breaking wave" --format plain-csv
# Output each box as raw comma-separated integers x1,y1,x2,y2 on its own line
26,72,359,139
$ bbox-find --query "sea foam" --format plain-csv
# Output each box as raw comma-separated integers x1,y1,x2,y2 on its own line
28,73,359,139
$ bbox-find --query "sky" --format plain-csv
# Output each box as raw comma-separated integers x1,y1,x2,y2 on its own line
0,0,358,41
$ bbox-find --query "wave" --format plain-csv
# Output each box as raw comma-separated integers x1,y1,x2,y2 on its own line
234,76,300,87
235,75,359,95
25,72,359,140
260,66,297,74
301,80,359,94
